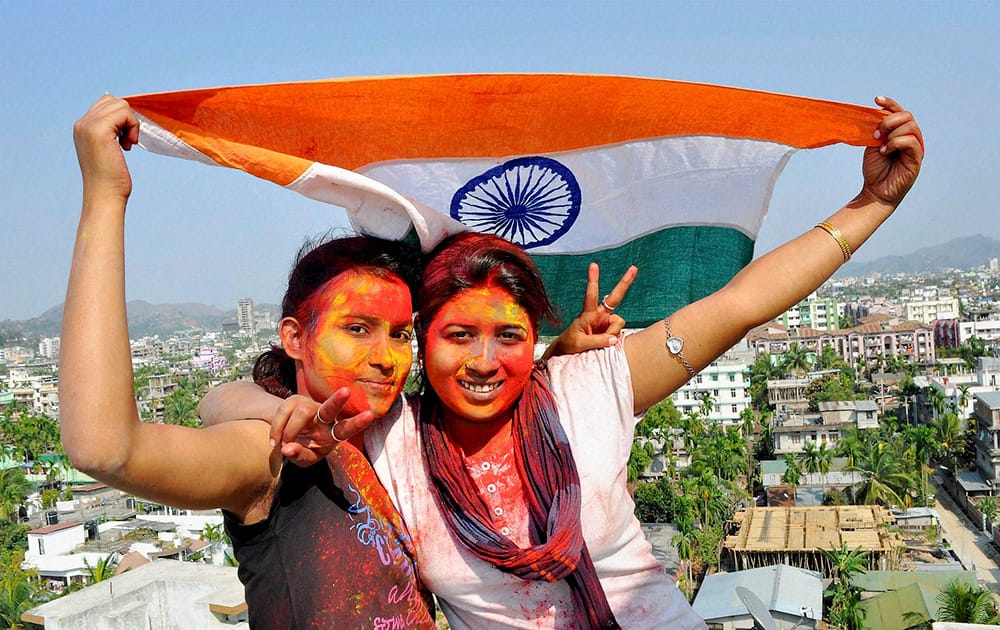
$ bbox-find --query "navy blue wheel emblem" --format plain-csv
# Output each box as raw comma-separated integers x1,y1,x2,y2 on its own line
450,156,581,249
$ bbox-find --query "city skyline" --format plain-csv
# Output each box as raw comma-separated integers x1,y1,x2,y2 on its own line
2,2,997,320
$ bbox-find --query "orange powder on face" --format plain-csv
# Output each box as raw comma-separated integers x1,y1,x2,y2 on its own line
424,285,536,435
298,270,413,418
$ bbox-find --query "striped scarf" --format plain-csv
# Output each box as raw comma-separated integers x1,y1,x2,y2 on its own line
420,365,619,628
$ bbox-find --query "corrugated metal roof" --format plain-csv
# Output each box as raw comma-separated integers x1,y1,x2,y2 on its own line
692,564,822,621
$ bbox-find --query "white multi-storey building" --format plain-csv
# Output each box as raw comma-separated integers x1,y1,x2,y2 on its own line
959,319,1000,348
237,298,256,337
38,337,60,360
904,297,960,325
668,345,752,425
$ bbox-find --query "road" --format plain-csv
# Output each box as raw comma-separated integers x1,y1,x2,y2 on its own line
932,475,1000,586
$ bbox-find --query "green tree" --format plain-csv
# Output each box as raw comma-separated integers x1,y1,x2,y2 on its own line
801,441,833,476
805,373,859,410
627,441,654,484
633,481,672,523
782,453,803,488
0,468,30,522
977,496,999,528
748,353,783,409
930,412,963,470
928,388,947,420
0,551,47,629
934,578,1000,624
781,343,813,377
200,522,233,564
162,388,201,428
847,441,914,507
822,544,870,630
84,554,121,583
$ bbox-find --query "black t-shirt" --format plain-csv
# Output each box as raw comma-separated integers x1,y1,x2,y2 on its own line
224,446,434,629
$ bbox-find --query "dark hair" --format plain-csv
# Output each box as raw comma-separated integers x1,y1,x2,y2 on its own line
416,232,558,353
252,235,423,397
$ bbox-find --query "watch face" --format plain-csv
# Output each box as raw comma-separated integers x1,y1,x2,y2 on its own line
667,336,684,355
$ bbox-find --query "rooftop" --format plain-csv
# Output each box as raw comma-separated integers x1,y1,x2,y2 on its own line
22,559,247,629
692,564,822,622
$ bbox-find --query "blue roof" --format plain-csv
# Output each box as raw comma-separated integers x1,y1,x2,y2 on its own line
978,391,1000,408
692,564,822,621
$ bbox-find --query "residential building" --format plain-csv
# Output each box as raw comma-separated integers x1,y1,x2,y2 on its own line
22,560,247,629
766,377,811,414
959,317,1000,349
236,297,256,337
903,297,959,324
38,337,60,360
771,400,879,455
668,345,752,425
747,316,935,368
775,294,840,332
760,458,864,507
693,564,822,629
191,348,227,373
972,391,1000,483
25,521,86,564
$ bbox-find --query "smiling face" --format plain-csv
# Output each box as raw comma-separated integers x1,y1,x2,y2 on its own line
285,269,414,418
424,285,536,431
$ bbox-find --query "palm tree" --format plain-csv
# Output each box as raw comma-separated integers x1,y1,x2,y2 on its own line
801,441,832,477
671,528,697,600
84,553,120,583
835,425,869,468
0,468,31,522
699,392,715,419
934,578,1000,624
782,453,803,488
0,552,45,628
822,544,870,630
928,387,947,420
627,441,654,484
847,441,914,507
904,424,941,507
957,384,972,413
781,343,813,377
162,388,200,427
930,412,963,469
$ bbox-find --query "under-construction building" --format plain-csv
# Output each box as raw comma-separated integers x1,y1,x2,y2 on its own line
722,505,905,575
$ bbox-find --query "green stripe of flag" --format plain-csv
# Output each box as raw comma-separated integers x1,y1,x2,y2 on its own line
533,226,754,334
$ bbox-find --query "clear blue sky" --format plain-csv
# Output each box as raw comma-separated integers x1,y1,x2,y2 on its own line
1,1,996,321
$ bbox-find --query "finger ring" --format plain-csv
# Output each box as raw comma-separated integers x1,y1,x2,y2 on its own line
315,409,333,425
330,420,347,443
600,295,616,312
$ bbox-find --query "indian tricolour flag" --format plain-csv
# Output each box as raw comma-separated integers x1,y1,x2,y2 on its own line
127,74,883,330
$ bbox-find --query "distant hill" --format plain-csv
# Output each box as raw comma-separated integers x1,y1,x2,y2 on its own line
0,301,280,345
837,235,1000,277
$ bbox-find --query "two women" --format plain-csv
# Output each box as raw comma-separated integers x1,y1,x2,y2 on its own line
215,96,923,628
62,96,622,628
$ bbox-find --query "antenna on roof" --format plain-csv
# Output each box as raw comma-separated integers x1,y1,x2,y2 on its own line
735,586,778,630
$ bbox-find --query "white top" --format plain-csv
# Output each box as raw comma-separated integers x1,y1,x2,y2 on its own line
367,345,706,629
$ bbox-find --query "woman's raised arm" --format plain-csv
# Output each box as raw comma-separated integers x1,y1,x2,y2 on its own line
624,96,924,412
60,97,279,520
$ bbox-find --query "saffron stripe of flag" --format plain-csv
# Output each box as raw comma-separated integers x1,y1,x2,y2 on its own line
127,74,884,330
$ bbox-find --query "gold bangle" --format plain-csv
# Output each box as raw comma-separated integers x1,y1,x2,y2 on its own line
815,221,852,262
